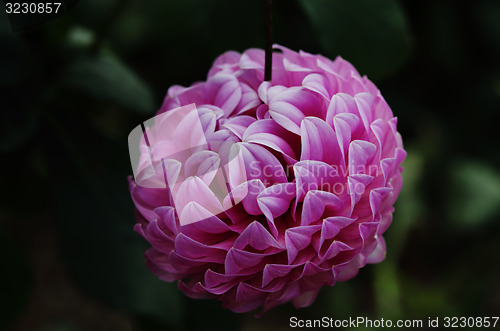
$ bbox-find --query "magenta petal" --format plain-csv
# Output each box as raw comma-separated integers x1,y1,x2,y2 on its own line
232,283,267,313
271,282,301,305
207,50,241,78
333,255,365,282
162,84,206,112
296,262,333,290
331,56,360,78
178,281,218,299
283,57,311,72
130,182,169,221
205,74,242,116
179,207,232,243
222,115,256,140
320,216,356,246
256,104,270,120
318,240,354,263
292,289,321,309
258,83,287,105
268,87,325,134
366,236,386,263
197,105,224,135
235,83,261,114
262,264,297,287
300,117,342,166
302,73,333,100
257,183,296,220
378,212,393,236
257,183,296,238
240,48,266,70
369,187,392,220
332,113,363,158
326,93,358,123
243,119,299,160
164,250,207,274
233,221,284,250
354,93,375,130
238,142,288,185
231,179,266,215
175,233,226,263
369,119,386,160
301,191,326,226
145,250,182,282
359,222,379,251
225,248,267,274
284,225,321,264
145,220,174,254
347,174,374,214
184,151,220,186
175,177,224,225
203,269,228,286
348,140,377,176
293,160,344,202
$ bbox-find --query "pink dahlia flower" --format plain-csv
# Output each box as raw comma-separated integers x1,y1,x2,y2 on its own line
128,45,406,313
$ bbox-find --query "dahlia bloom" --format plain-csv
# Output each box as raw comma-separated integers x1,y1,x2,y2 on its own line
128,45,406,313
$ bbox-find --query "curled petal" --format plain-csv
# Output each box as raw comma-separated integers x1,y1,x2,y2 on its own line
205,74,243,116
208,50,241,78
269,87,325,134
348,140,377,176
293,160,344,202
238,142,288,185
243,119,299,161
222,115,256,140
300,117,342,166
233,221,284,251
285,225,321,264
225,248,268,274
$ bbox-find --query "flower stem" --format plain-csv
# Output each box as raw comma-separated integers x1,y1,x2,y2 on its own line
265,0,273,81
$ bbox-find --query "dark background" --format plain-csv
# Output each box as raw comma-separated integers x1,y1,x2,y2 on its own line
1,0,500,330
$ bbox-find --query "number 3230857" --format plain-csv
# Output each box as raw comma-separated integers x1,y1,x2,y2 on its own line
5,2,62,14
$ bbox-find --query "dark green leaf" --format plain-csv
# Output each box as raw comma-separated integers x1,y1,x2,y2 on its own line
297,0,412,80
447,161,500,229
61,53,156,114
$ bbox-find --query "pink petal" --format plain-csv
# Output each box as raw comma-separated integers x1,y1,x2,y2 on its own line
222,115,256,140
175,233,226,263
205,74,242,116
268,87,325,134
262,264,297,287
225,248,267,274
300,117,342,166
348,140,377,176
243,119,299,160
233,221,284,250
319,216,356,247
208,50,241,78
285,225,321,263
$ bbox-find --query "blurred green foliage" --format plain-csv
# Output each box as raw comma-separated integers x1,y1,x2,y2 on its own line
1,0,500,330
